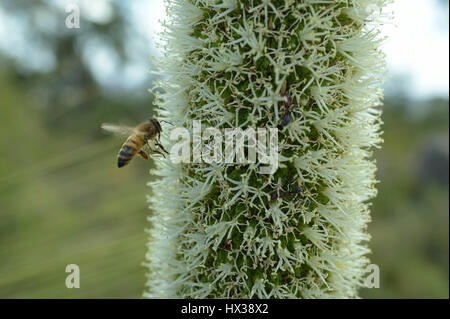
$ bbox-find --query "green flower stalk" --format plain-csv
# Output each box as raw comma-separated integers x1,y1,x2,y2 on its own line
144,0,388,298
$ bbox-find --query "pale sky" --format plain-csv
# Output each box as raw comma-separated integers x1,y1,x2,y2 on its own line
379,0,449,98
0,0,448,99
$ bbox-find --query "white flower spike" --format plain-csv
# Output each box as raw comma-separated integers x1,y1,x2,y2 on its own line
145,0,389,298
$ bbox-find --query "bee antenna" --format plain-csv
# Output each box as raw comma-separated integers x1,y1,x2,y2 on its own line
160,120,174,126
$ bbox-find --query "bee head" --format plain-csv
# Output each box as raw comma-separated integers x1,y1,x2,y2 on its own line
147,118,162,134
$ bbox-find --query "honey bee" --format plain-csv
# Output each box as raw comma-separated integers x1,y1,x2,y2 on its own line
101,118,169,168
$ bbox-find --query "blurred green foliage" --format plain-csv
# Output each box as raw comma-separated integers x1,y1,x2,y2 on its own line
0,70,447,298
361,97,449,299
0,0,157,298
0,0,448,299
0,67,155,298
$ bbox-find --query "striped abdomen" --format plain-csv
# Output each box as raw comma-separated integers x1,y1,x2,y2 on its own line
117,134,145,168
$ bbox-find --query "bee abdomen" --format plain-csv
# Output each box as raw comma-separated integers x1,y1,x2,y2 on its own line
117,136,144,168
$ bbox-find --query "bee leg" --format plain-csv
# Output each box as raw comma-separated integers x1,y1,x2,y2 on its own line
155,134,168,153
156,142,169,155
147,140,165,158
138,150,150,160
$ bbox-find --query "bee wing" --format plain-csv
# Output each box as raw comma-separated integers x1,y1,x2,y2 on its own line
101,123,136,136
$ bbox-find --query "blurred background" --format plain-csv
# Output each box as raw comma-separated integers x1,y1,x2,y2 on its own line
0,0,447,298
